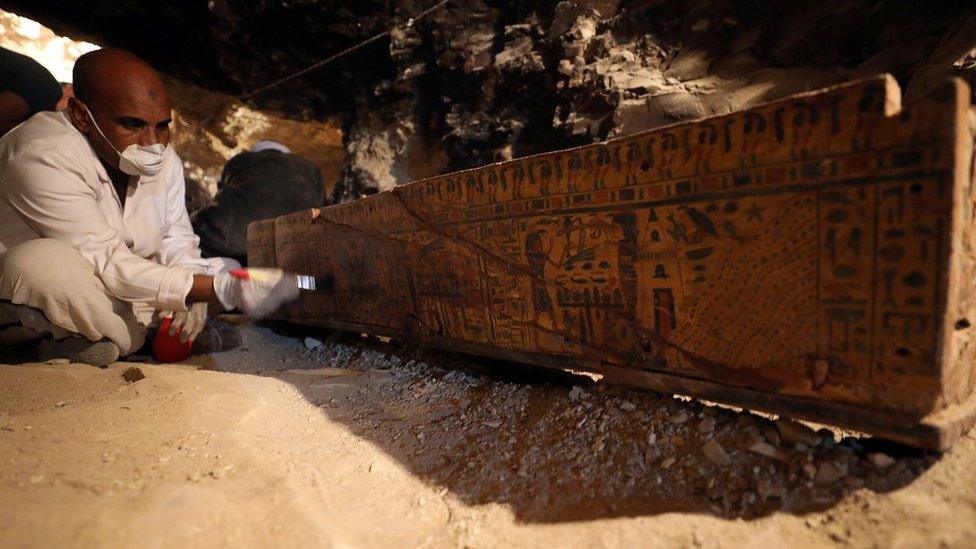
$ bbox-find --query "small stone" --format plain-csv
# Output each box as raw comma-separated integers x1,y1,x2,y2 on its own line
761,425,781,445
557,58,574,75
55,401,66,408
619,400,636,412
702,439,731,465
121,366,145,383
646,431,657,445
44,358,70,365
758,479,785,500
670,410,689,424
591,440,605,452
303,337,324,350
818,429,837,448
697,417,715,433
843,476,865,488
626,453,645,470
671,435,685,447
868,452,896,468
661,457,676,469
736,415,758,429
803,463,818,478
611,50,637,64
568,386,585,402
483,420,502,429
747,441,789,462
776,419,821,446
814,461,845,484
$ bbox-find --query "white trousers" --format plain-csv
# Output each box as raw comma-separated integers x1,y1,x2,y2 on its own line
0,238,234,356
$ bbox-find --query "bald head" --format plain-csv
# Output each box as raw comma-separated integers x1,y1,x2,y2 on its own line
67,48,173,176
73,48,168,110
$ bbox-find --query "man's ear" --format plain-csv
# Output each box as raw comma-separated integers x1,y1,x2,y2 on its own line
66,97,90,133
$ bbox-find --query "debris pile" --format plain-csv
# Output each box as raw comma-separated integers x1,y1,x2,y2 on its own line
196,321,935,520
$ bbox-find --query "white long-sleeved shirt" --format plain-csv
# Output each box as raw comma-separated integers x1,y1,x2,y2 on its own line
0,111,224,312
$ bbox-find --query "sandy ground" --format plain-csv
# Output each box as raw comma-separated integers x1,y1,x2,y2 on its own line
1,319,975,548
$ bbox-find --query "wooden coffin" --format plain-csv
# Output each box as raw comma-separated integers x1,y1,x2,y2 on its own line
248,75,976,450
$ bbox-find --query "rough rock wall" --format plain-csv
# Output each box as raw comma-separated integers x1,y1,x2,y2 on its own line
6,0,976,201
337,0,976,199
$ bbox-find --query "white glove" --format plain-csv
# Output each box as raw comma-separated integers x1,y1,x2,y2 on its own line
213,268,300,319
162,302,209,343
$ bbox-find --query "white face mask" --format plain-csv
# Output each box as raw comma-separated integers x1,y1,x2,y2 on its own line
82,104,167,177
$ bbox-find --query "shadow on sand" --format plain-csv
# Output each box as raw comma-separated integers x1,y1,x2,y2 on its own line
179,317,940,523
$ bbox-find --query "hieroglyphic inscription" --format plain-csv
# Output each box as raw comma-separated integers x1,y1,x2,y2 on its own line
254,75,976,435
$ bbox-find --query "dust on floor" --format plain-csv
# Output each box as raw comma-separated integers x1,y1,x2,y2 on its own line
1,319,974,548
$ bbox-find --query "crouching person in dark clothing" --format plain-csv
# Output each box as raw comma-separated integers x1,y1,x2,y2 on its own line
192,141,326,266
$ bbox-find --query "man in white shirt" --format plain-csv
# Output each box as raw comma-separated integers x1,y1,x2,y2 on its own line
0,48,298,365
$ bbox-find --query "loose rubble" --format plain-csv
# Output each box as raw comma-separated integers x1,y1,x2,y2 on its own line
814,462,846,485
702,439,731,466
177,319,943,520
748,441,789,462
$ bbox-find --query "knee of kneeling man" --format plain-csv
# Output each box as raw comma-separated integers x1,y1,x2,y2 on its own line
0,239,92,282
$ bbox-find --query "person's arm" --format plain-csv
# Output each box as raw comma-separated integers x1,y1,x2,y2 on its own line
1,143,194,311
186,274,217,305
154,150,300,314
152,149,235,308
157,149,239,275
